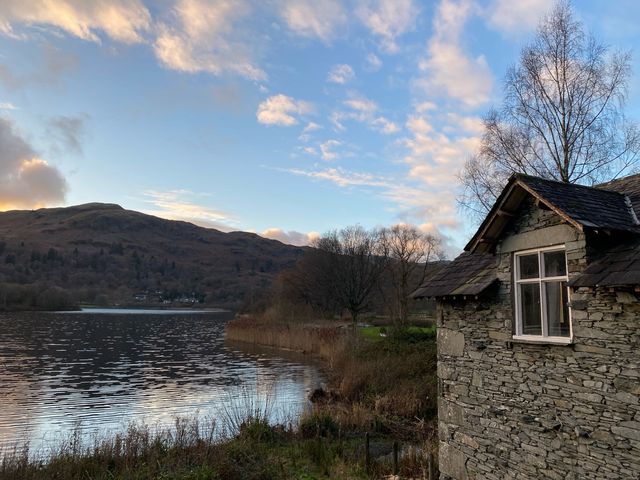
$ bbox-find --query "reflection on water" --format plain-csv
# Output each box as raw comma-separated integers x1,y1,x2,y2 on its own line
0,310,324,452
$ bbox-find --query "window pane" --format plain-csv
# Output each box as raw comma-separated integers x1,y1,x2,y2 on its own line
545,281,570,337
520,283,542,335
543,250,566,277
518,254,539,279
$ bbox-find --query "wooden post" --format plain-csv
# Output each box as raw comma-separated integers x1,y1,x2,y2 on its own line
428,452,435,480
365,432,370,474
393,440,399,475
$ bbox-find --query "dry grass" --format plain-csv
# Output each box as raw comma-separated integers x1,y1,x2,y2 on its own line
226,308,351,366
227,312,438,443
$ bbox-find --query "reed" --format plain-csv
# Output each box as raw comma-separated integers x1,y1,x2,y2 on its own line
225,312,351,366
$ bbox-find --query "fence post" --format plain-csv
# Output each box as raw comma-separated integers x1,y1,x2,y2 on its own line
393,440,399,475
365,432,370,474
428,452,435,480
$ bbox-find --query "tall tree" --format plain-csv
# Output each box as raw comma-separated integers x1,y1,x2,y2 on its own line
381,225,443,326
460,1,639,216
318,226,388,324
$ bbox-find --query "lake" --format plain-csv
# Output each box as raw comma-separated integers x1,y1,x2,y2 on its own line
0,309,324,454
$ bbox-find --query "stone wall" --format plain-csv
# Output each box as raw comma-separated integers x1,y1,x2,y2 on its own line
437,200,640,479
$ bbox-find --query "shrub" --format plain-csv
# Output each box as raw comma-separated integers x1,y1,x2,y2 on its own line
299,411,339,439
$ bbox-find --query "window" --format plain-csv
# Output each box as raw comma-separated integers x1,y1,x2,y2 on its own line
514,246,572,342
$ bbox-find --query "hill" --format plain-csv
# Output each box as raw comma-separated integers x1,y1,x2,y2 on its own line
0,203,305,310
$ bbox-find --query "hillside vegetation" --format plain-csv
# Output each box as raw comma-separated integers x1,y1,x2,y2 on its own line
0,203,304,310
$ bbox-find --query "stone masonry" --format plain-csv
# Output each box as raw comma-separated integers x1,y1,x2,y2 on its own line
437,199,640,479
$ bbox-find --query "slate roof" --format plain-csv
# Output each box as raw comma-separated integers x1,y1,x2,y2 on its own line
569,241,640,288
466,174,640,253
518,175,639,231
411,252,497,298
416,173,640,298
598,173,640,217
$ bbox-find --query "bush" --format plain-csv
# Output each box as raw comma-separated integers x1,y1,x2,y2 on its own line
237,417,276,442
299,411,339,439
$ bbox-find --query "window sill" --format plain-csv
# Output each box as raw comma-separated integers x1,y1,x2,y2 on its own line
511,335,574,346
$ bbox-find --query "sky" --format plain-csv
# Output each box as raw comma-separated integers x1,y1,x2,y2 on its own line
0,0,639,254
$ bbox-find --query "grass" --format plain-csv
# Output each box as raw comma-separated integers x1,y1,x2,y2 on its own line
0,417,371,480
359,325,437,343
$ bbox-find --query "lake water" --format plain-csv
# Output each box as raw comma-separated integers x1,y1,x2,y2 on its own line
0,309,324,454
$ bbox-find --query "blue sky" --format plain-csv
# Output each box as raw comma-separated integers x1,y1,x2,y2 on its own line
0,0,639,252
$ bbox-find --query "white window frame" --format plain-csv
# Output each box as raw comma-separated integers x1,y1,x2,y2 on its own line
513,245,573,345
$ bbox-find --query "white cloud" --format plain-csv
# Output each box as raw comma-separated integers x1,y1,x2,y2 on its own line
320,139,341,160
365,52,382,71
0,117,67,210
302,146,317,155
256,94,312,126
285,166,393,188
154,0,265,81
0,0,150,43
0,102,17,110
261,228,319,246
142,189,237,231
299,121,322,141
389,108,483,236
327,64,355,84
333,94,400,134
373,116,400,134
279,0,347,42
418,0,492,108
302,121,322,133
487,0,554,34
357,0,419,53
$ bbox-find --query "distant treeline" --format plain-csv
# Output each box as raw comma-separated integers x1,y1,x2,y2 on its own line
0,283,77,311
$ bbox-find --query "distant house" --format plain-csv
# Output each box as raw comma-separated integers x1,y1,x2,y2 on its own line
413,173,640,479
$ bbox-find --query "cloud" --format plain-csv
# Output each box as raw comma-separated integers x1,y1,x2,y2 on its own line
279,0,347,42
417,0,492,108
299,121,322,141
284,166,392,188
373,116,400,134
154,0,265,81
142,189,238,231
357,0,419,53
332,93,400,134
0,117,67,210
0,0,150,43
0,102,16,110
380,107,483,241
319,139,341,160
256,94,312,126
487,0,554,34
365,52,382,71
45,114,89,155
261,228,319,246
327,64,355,84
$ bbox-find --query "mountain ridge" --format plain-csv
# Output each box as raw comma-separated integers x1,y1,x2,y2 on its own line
0,203,305,309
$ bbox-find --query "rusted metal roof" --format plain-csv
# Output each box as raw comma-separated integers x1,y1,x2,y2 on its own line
411,252,497,299
466,174,640,253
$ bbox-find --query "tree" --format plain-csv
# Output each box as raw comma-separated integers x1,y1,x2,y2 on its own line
460,1,640,216
280,225,387,323
380,225,444,326
315,226,388,324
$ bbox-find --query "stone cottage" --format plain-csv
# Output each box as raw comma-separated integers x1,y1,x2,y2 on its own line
412,173,640,479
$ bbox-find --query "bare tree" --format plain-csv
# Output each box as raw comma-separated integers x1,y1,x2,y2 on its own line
460,1,640,217
381,225,443,326
314,226,388,324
